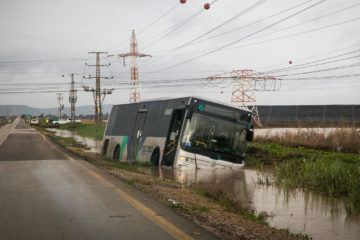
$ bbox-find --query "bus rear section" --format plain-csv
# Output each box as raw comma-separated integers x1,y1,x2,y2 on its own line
102,97,254,169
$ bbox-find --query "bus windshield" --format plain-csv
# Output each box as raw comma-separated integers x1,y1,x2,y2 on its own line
180,112,247,163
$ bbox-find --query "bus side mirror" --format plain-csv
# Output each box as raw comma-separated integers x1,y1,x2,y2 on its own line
246,128,254,142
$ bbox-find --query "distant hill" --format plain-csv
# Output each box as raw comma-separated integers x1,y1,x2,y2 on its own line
0,104,113,116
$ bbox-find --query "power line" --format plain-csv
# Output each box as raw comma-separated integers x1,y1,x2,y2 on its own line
204,0,314,41
213,16,360,53
3,67,360,93
1,73,359,94
255,42,360,71
106,3,180,51
244,2,360,42
145,0,267,66
280,73,360,80
273,62,360,77
140,9,204,51
2,64,360,90
138,2,180,35
205,0,360,43
265,51,360,74
140,0,221,51
0,58,86,66
154,0,327,72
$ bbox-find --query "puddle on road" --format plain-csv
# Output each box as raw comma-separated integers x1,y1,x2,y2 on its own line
139,167,360,240
47,128,102,153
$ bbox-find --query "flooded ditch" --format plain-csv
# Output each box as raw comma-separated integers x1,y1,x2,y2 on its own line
50,128,360,240
142,167,360,240
47,128,102,153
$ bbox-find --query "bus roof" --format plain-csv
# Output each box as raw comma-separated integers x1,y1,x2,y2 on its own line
113,96,252,113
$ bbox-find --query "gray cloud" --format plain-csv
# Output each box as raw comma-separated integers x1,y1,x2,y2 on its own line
0,0,359,109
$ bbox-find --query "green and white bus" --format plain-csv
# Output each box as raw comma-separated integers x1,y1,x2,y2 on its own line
102,97,254,169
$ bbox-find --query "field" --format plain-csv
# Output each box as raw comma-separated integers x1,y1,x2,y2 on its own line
254,127,360,154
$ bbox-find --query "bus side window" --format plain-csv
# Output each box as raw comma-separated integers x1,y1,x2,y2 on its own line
170,130,178,141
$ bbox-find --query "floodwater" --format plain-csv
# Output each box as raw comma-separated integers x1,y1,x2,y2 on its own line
140,167,360,240
47,128,102,153
47,128,360,239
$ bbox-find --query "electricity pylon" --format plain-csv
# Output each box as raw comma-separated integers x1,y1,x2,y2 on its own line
119,30,151,103
208,70,279,127
83,52,113,123
56,93,64,119
68,74,77,123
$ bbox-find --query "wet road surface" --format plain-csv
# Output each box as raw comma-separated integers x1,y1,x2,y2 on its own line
0,119,217,240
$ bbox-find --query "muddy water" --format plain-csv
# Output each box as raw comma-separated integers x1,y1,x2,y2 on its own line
140,167,360,240
47,128,102,153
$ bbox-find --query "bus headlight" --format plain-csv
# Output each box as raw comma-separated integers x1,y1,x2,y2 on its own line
179,156,186,162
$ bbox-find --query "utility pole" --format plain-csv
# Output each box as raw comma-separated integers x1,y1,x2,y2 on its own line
83,52,113,123
69,74,77,123
208,70,279,127
56,93,64,119
119,30,151,103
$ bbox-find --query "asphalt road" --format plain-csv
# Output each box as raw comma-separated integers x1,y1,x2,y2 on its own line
0,119,218,240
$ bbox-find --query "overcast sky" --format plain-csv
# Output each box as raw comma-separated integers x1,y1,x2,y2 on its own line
0,0,359,109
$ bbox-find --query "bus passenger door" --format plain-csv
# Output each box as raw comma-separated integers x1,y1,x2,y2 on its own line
162,109,185,166
127,111,147,161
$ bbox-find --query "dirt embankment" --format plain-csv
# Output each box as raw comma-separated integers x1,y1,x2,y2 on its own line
44,130,302,240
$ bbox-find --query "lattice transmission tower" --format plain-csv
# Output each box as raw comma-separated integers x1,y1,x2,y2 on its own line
119,30,151,103
208,70,279,127
56,93,64,119
68,74,77,123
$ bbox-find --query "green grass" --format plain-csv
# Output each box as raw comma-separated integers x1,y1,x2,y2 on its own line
58,123,106,141
246,142,360,213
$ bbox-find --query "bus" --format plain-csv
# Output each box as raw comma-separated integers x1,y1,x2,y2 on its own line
102,97,254,169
